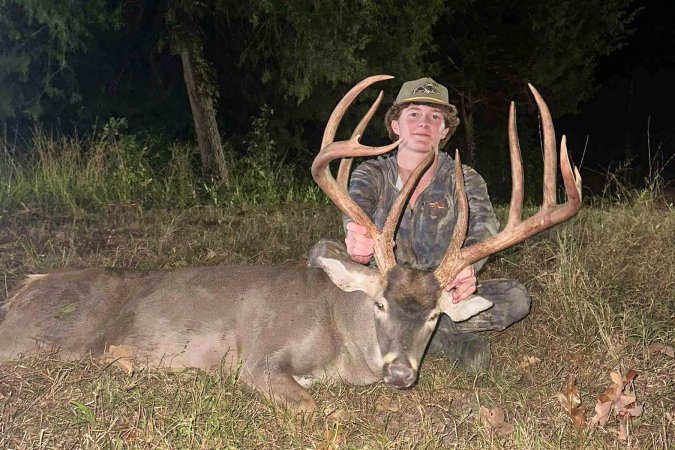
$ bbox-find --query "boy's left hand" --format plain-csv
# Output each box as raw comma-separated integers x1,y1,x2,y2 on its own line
444,265,477,304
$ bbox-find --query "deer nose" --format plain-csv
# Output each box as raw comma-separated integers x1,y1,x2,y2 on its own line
383,362,417,389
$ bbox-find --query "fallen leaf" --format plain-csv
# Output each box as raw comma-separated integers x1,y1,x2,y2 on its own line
324,408,348,423
648,342,675,358
593,399,613,426
556,375,586,432
480,406,515,437
591,369,643,441
625,369,638,382
102,344,134,374
56,302,78,319
315,421,341,450
518,355,541,370
610,371,623,386
564,352,584,365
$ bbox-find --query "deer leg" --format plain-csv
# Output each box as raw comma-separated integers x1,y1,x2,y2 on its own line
241,364,316,413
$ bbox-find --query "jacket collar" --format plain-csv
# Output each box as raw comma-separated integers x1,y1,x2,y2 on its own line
384,150,455,192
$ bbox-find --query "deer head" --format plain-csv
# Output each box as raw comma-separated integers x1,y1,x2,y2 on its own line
311,75,582,387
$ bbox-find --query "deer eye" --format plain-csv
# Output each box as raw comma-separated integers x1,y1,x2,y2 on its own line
375,302,385,311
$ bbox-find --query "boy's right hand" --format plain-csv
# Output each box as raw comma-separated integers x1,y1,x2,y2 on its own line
345,222,375,264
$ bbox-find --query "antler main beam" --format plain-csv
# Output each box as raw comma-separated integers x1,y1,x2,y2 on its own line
312,75,434,274
433,84,582,285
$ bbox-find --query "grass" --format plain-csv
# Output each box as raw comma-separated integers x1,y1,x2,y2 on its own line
1,181,673,448
0,125,322,214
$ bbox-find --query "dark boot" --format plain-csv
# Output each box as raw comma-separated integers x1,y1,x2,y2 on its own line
454,279,531,333
427,317,491,372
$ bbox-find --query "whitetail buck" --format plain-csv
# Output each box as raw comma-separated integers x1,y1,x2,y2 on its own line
0,75,581,413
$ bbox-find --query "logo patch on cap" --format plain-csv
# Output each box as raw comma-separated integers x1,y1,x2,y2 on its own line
412,82,440,95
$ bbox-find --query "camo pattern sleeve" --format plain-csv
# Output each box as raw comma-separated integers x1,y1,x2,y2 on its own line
463,166,500,272
341,159,385,231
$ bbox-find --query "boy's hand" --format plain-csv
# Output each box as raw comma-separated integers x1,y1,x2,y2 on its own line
444,265,477,303
345,222,375,264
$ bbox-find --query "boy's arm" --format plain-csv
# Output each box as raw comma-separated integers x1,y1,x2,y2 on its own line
463,166,500,273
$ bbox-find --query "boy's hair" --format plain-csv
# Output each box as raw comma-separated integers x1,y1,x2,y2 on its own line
384,102,460,149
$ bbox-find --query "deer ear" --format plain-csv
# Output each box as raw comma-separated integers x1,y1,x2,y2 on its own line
438,291,493,322
317,257,382,298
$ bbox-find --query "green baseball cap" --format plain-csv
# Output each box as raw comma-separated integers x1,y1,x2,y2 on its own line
395,77,450,106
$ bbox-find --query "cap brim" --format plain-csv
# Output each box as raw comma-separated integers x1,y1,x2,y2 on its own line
397,96,449,106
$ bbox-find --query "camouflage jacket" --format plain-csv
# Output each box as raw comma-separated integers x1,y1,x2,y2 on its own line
344,151,499,273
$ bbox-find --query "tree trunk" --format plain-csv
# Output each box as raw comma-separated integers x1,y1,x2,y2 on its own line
180,48,228,184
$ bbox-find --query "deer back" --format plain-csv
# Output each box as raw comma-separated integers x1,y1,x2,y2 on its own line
0,265,387,383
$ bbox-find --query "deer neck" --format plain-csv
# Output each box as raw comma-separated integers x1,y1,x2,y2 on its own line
326,290,383,382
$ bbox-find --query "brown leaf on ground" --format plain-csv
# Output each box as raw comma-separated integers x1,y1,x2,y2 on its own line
102,344,134,374
324,407,348,423
563,352,584,366
666,412,674,425
591,369,643,441
556,375,586,432
315,421,341,450
480,406,515,437
518,355,541,370
648,342,675,358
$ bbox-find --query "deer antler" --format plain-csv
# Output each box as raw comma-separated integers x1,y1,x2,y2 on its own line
312,75,434,274
433,84,582,285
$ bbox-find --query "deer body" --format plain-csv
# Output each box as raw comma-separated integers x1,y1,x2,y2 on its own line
2,267,371,357
2,261,478,411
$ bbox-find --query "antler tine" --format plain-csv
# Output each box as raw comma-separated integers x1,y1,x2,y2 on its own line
529,83,557,208
378,148,436,271
433,85,582,287
506,101,524,228
559,135,583,213
337,90,385,189
371,147,435,272
320,75,394,149
433,150,469,283
311,75,403,273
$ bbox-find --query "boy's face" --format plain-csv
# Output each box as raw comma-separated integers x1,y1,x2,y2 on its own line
391,104,449,154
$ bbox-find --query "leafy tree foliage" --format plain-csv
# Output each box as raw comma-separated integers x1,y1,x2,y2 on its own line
213,0,445,159
238,0,443,103
0,0,116,123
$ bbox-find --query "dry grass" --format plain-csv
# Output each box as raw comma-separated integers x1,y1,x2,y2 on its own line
1,196,673,449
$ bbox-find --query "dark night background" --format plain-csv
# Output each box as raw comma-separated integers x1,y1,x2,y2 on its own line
1,0,673,202
560,0,674,184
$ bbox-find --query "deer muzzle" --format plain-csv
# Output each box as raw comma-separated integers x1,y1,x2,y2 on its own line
383,357,417,389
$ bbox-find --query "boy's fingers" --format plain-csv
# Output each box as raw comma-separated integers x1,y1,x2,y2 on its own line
346,222,368,235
